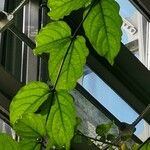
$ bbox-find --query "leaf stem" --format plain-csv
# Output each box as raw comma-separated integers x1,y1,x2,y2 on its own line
45,91,55,123
55,93,66,131
53,0,99,89
72,0,99,38
45,0,99,128
53,40,74,89
77,131,119,147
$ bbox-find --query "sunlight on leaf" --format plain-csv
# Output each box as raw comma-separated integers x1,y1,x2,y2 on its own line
13,113,46,138
48,35,88,90
46,90,76,150
9,81,50,124
34,21,71,54
34,21,89,90
14,113,46,150
0,133,19,150
47,0,91,20
83,0,122,64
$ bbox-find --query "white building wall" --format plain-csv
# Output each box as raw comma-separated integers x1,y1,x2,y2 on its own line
137,13,150,142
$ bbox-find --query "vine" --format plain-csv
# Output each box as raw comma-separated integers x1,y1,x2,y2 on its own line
0,0,148,150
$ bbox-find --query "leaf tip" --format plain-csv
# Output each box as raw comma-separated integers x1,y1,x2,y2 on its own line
33,48,42,56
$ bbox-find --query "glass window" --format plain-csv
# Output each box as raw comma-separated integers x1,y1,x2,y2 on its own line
116,0,138,45
0,118,15,138
115,0,150,141
79,67,150,141
72,89,137,147
116,0,150,70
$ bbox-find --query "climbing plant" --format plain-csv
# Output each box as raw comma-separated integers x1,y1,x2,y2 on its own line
1,0,147,149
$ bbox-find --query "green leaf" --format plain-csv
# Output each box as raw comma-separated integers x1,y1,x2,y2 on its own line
106,133,115,141
48,35,88,90
75,117,82,131
34,21,89,90
13,113,46,139
18,139,41,150
140,141,150,150
83,0,122,64
46,90,76,150
131,143,139,150
121,134,132,141
108,146,115,150
72,134,91,144
0,133,19,150
120,143,130,150
96,122,113,136
34,21,71,53
100,134,106,141
10,81,50,124
47,0,91,20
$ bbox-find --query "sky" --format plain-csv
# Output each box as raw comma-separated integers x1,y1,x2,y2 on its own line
116,0,138,44
81,0,144,139
82,71,144,137
0,0,145,140
116,0,137,18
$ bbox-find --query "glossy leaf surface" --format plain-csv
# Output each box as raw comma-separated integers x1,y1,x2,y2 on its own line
46,91,76,150
83,0,122,64
10,82,50,124
34,21,89,90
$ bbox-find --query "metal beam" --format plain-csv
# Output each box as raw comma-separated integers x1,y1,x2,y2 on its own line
86,44,150,124
0,92,10,124
0,65,22,99
129,0,150,22
76,83,142,144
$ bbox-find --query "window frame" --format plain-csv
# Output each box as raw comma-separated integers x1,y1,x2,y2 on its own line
0,0,149,146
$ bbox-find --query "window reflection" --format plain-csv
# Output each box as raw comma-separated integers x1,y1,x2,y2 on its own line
79,67,149,141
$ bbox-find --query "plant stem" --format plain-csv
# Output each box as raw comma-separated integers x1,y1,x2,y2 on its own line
46,0,99,128
53,0,99,89
45,91,55,123
41,143,46,150
77,132,119,147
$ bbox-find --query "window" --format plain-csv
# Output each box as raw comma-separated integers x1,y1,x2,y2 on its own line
0,0,149,148
115,0,150,141
0,0,4,10
116,0,150,70
0,0,5,62
79,67,149,141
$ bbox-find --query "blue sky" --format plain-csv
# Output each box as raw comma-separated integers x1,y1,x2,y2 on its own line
116,0,138,44
82,72,144,136
116,0,137,18
81,1,144,138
